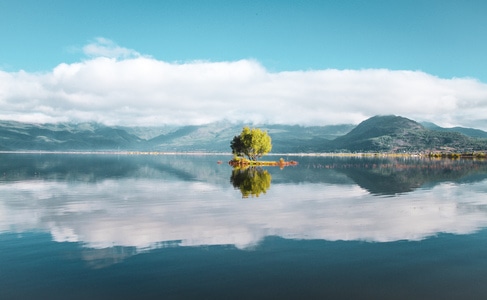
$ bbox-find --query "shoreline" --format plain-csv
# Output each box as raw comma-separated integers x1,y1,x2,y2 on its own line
0,150,486,159
228,157,298,167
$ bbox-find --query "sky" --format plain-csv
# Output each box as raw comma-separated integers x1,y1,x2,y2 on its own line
1,0,487,129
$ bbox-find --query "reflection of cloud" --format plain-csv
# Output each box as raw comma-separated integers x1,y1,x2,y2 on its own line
1,179,487,253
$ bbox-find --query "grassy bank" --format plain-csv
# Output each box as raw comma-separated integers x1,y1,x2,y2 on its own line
229,157,298,167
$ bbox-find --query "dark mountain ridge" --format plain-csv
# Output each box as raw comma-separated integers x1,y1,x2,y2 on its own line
328,115,486,152
331,115,425,151
327,115,487,152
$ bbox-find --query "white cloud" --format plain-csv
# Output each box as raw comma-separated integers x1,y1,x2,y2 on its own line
82,37,141,59
1,39,487,128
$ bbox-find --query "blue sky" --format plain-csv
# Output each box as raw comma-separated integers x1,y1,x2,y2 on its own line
2,0,487,78
1,0,487,128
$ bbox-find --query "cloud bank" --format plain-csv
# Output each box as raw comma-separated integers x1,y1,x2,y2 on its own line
1,39,487,129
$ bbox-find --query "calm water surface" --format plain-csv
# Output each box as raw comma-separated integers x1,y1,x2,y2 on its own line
1,153,487,299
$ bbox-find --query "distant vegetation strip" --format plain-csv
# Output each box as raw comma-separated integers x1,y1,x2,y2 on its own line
0,150,231,155
427,152,487,159
1,150,486,159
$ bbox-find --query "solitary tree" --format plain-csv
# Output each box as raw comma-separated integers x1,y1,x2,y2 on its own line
231,127,272,161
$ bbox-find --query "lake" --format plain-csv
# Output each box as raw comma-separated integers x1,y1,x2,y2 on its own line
1,153,487,299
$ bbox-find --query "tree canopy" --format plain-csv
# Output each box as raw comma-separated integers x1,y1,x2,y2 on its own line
231,127,272,161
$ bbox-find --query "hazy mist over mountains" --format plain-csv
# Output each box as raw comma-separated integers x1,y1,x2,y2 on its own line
1,115,487,153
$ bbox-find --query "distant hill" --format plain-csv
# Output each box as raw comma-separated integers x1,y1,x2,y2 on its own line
0,121,142,151
144,122,354,153
0,120,353,152
327,115,487,152
421,122,487,139
330,115,424,151
1,116,486,153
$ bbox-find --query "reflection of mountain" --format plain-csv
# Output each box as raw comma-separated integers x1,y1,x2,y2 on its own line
274,156,487,195
335,158,487,195
231,167,272,198
0,153,231,185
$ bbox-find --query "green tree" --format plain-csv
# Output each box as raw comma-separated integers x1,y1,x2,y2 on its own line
230,135,245,157
231,127,272,161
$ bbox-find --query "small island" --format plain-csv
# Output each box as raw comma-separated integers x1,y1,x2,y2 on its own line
229,157,298,167
228,126,298,167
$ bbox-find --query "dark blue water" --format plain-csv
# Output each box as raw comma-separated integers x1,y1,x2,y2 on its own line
1,153,487,299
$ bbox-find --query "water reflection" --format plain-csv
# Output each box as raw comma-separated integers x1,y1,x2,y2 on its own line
292,156,487,195
2,154,487,266
230,167,272,198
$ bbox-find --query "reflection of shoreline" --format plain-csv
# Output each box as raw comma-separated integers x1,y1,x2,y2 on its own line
306,158,486,170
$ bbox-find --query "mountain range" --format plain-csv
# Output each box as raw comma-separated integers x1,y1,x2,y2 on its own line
1,115,487,153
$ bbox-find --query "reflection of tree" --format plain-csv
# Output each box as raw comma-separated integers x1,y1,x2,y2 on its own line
231,167,272,198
